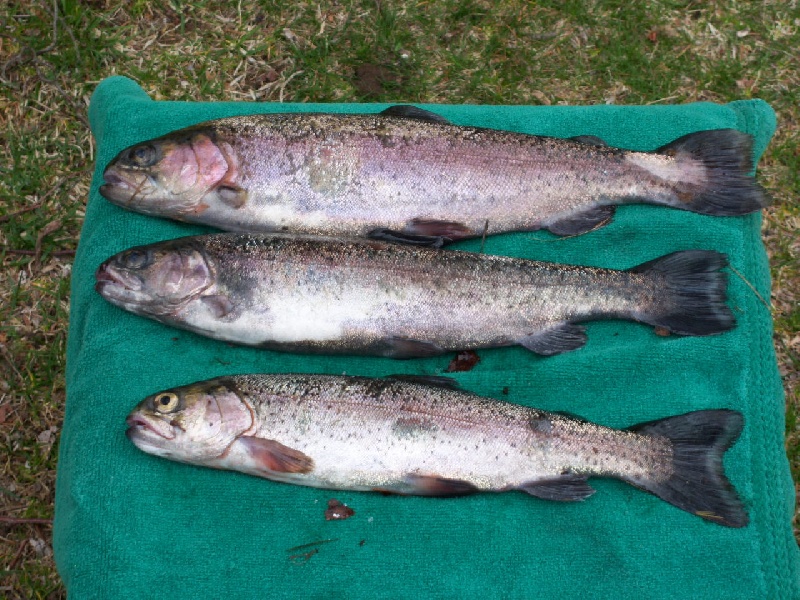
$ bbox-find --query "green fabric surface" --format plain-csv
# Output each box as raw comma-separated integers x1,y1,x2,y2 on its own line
55,75,799,599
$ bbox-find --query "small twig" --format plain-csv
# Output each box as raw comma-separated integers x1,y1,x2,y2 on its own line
278,70,304,102
0,517,53,526
728,263,771,310
33,219,63,266
0,344,25,386
8,540,26,572
5,248,75,257
0,201,43,224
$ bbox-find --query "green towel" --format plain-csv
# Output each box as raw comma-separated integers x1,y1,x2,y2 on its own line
55,75,798,599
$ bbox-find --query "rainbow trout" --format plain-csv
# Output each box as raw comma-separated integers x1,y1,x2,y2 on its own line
99,106,769,242
95,233,734,358
126,374,748,527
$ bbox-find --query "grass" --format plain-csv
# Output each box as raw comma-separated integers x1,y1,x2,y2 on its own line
0,0,798,596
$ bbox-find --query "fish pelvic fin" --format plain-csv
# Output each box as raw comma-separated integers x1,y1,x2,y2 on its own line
629,250,734,336
656,129,770,215
626,410,748,528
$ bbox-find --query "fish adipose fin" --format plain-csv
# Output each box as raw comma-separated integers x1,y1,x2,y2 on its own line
630,250,734,336
627,410,748,528
547,205,616,236
519,324,588,355
519,474,596,501
569,135,608,147
379,105,452,125
655,129,770,215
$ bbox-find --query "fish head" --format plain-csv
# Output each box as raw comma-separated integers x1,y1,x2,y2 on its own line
126,378,254,462
95,240,214,318
99,130,238,219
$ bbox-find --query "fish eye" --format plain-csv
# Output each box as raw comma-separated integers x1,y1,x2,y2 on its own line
120,249,149,269
126,144,158,168
154,392,179,413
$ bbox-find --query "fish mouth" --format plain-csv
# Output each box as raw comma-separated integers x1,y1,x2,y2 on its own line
94,262,142,295
126,414,175,441
99,169,134,203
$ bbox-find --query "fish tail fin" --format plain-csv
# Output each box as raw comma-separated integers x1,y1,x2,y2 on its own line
629,250,734,336
656,129,770,215
626,410,748,528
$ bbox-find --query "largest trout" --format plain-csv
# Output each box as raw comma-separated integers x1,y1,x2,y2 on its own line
126,374,748,527
95,233,733,357
99,106,769,241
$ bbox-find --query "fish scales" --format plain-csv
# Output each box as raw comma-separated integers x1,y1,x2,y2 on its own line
95,234,731,357
100,107,769,239
126,374,748,527
237,375,670,490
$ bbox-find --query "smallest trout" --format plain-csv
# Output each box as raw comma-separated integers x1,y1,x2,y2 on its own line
126,374,748,527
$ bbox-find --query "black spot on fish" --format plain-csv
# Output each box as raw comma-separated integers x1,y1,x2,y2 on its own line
529,415,553,434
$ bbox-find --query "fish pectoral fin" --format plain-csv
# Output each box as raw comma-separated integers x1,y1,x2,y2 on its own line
519,475,595,502
519,324,587,356
403,474,480,496
379,105,452,125
546,205,616,236
375,337,446,359
237,436,314,474
404,218,475,240
367,228,448,248
569,134,608,147
215,185,248,209
200,294,235,318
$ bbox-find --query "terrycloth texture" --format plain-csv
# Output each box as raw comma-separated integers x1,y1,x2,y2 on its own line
56,76,798,599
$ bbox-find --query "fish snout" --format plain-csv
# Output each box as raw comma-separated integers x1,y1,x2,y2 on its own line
94,262,143,296
126,414,176,440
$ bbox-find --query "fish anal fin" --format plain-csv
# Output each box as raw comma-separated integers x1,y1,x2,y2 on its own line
375,337,446,359
368,228,448,248
238,436,314,474
403,474,480,496
546,205,616,236
405,218,475,239
519,324,587,356
379,105,451,124
519,475,595,501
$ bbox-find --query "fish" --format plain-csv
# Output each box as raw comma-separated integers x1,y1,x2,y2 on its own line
99,106,769,242
125,373,749,527
95,233,735,358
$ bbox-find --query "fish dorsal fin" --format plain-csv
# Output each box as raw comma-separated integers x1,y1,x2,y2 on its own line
379,105,451,124
569,135,608,147
385,374,460,390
